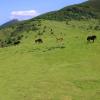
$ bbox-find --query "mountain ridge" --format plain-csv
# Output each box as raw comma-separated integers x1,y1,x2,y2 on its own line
0,19,19,29
35,0,100,20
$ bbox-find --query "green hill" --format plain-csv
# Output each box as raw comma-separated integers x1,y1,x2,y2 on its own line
35,0,100,20
0,19,100,100
0,19,40,47
87,0,100,12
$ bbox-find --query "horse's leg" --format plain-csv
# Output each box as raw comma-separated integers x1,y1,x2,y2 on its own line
93,39,94,43
87,40,90,43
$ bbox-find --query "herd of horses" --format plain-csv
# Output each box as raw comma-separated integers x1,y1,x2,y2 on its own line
35,35,97,44
35,37,64,44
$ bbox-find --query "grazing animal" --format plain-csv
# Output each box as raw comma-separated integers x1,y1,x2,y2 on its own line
87,35,96,43
56,37,64,42
35,38,43,43
14,41,20,45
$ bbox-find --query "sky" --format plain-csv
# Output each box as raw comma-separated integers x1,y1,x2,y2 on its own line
0,0,87,25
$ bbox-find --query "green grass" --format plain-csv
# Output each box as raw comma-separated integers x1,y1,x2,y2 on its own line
0,20,100,100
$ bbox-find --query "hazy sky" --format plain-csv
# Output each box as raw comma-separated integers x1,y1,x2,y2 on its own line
0,0,87,25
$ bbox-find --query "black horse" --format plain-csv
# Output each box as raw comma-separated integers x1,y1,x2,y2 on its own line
14,41,20,45
35,38,43,43
87,35,96,43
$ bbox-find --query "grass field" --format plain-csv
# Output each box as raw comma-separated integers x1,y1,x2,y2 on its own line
0,20,100,100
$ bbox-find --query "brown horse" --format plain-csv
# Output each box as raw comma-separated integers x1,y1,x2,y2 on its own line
56,37,63,42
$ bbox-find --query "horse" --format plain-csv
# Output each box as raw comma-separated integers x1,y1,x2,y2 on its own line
87,35,96,43
35,38,43,43
56,37,63,42
14,41,20,45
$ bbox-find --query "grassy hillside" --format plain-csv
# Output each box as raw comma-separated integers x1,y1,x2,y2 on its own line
0,20,100,100
0,19,41,47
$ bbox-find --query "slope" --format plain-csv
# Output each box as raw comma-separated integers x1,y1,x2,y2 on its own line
0,20,100,100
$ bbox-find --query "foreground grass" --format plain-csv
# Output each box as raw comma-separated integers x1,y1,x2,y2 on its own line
0,20,100,100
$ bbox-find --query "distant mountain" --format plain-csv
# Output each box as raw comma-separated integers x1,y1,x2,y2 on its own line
35,0,100,20
0,19,19,29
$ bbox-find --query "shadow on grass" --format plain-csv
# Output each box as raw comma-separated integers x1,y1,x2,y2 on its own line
43,46,66,52
28,46,66,53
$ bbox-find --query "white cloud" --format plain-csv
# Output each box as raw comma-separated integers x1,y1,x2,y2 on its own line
11,10,39,20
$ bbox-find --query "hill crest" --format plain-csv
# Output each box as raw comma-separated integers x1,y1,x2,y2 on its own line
35,0,100,20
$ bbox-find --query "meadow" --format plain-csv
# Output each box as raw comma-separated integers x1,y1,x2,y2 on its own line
0,20,100,100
